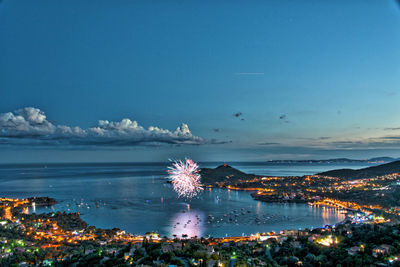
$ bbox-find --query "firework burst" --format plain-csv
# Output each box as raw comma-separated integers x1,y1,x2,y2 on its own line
167,159,203,199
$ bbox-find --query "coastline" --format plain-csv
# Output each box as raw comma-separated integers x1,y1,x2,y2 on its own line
1,196,350,240
1,195,389,266
1,162,398,266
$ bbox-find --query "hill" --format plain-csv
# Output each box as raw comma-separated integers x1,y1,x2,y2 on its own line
199,164,257,185
317,160,400,179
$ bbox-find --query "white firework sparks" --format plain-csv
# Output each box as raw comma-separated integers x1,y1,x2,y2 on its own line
167,159,203,199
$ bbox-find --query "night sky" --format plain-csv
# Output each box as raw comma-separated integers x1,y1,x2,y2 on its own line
1,0,400,163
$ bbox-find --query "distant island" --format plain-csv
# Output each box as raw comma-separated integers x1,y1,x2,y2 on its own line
265,157,398,164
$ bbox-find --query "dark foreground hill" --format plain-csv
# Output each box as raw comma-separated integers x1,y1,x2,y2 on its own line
317,160,400,179
199,164,257,185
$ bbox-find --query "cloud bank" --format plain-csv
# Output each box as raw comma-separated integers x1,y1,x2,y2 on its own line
0,107,204,146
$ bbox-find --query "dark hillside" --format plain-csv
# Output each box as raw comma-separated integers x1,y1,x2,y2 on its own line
318,160,400,179
200,164,257,185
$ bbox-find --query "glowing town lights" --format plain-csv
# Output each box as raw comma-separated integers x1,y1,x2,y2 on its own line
167,159,203,199
315,235,340,247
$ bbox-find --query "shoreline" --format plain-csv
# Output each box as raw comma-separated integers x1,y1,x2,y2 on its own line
0,195,393,266
29,191,346,238
2,191,346,236
1,196,349,238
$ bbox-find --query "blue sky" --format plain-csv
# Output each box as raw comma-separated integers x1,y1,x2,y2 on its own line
1,0,400,163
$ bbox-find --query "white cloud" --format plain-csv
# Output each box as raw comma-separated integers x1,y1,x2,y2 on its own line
0,107,55,137
0,107,203,146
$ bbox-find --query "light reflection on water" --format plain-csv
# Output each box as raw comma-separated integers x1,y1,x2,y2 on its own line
170,206,205,238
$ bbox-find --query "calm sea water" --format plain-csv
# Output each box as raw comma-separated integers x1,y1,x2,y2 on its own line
0,162,376,237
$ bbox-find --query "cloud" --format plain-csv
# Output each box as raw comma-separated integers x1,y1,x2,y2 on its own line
258,142,280,146
278,114,290,123
386,91,397,96
318,136,331,140
380,136,400,140
232,112,245,121
330,141,363,146
325,136,400,149
234,112,242,118
234,72,264,76
209,139,233,145
384,127,400,131
0,107,204,146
